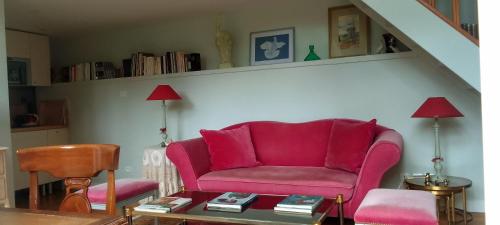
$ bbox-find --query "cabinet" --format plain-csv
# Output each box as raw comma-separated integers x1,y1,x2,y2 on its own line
6,30,30,58
0,147,10,207
6,30,51,86
11,128,69,190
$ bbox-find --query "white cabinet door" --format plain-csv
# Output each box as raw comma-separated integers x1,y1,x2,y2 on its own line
29,34,51,86
6,30,30,58
11,130,47,190
47,128,69,145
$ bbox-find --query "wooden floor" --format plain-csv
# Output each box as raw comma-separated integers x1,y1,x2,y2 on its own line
15,184,485,225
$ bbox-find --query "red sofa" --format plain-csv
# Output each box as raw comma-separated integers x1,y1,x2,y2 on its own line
166,119,403,218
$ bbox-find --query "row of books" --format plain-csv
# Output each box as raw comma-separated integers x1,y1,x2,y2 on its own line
61,62,116,82
134,192,323,215
124,51,201,77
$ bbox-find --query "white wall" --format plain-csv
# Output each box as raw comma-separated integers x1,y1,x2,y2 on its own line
0,0,15,205
38,53,484,211
44,0,483,212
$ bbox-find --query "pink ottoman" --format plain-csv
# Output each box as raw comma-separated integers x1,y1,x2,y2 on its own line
354,189,438,225
87,178,159,213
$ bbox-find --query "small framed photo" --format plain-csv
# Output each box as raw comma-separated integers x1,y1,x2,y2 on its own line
329,5,370,58
250,27,294,66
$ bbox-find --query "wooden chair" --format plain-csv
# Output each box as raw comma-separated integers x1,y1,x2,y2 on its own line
16,144,119,215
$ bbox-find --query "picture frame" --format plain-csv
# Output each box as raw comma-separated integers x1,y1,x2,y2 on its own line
329,5,370,58
250,27,294,66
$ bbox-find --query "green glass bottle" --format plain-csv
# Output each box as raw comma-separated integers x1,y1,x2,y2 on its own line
304,45,321,61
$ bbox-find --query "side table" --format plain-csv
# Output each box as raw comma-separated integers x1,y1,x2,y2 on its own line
142,145,182,197
405,175,472,225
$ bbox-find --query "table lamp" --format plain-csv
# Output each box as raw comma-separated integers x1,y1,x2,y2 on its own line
147,84,182,147
412,97,463,183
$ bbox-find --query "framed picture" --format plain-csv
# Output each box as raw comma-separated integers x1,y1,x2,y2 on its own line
329,5,370,58
250,27,294,66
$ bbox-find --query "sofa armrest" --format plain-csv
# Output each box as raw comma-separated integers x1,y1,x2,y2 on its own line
166,138,211,191
345,129,403,216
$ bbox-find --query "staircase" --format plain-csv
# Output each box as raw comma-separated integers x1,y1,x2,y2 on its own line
350,0,481,92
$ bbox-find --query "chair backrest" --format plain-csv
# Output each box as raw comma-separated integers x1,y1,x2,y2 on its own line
17,144,120,215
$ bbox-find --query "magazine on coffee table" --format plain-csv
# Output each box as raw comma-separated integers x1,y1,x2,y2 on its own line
206,192,258,212
134,197,192,213
274,195,324,214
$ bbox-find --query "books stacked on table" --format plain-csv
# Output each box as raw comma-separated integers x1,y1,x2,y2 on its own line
206,192,258,212
274,195,324,215
134,197,192,213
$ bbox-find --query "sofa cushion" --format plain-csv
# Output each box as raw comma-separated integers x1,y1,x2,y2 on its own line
325,119,377,173
224,120,333,166
198,166,357,199
200,125,260,171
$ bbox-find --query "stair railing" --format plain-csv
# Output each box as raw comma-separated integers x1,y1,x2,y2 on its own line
417,0,479,46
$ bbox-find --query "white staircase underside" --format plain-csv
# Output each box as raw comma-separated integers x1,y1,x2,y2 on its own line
350,0,480,92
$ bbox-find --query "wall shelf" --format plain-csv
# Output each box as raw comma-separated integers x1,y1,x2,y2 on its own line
51,52,414,86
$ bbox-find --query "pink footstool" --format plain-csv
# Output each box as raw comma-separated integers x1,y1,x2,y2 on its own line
354,189,438,225
87,178,159,213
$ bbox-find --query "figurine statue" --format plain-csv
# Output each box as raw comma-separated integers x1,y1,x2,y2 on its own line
215,16,233,69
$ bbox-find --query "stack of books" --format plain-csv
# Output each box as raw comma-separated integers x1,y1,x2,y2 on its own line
134,197,192,213
274,195,324,215
206,192,257,212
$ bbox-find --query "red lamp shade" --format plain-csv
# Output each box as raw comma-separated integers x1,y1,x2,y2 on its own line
412,97,463,118
146,85,182,101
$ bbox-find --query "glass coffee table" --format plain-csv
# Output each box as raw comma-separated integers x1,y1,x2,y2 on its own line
125,191,345,225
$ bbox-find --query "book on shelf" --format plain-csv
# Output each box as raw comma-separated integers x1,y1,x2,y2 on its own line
126,51,202,77
122,59,132,77
59,61,116,83
206,192,258,212
134,197,192,213
273,195,324,214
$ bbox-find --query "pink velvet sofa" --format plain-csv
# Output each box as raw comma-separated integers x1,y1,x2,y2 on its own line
166,119,403,218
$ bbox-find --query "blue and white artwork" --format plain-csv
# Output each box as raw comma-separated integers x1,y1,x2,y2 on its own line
251,28,294,66
255,35,289,62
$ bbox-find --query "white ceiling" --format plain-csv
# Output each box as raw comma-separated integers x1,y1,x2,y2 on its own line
5,0,255,37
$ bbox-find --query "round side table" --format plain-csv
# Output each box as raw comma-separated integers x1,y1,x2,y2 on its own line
405,176,472,225
143,145,183,197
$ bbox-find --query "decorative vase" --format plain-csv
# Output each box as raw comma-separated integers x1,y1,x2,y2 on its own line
304,45,321,61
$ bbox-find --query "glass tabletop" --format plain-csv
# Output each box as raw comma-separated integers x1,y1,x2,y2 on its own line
128,191,340,225
405,175,472,191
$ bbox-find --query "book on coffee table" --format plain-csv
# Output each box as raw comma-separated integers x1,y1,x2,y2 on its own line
274,195,324,214
206,192,258,212
134,197,192,213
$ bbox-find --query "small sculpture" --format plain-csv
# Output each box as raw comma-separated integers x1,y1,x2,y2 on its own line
424,172,431,186
375,33,401,54
215,16,233,69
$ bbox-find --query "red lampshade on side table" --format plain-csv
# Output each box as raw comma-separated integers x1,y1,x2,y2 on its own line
147,85,182,147
412,97,463,118
412,97,463,183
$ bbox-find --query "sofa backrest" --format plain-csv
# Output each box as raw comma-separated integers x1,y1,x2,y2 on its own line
224,119,388,167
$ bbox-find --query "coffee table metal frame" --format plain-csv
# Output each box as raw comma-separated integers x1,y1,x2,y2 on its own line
125,190,344,225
